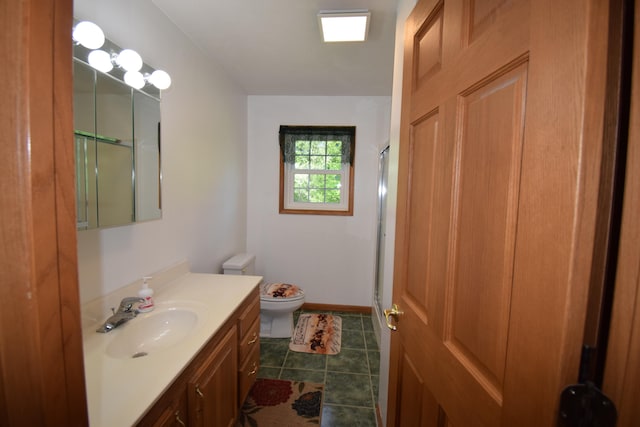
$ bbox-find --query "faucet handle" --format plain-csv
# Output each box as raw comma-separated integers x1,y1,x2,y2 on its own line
118,297,144,312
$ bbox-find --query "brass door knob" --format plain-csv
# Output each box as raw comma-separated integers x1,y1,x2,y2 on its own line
383,304,404,331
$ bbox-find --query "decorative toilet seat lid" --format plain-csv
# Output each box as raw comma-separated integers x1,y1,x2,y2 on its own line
261,283,303,299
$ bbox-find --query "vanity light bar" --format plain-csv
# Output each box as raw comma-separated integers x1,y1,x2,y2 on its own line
73,20,172,90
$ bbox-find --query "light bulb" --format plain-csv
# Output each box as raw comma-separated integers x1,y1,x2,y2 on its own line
73,21,105,49
124,71,145,89
116,49,143,72
87,50,113,73
148,70,172,90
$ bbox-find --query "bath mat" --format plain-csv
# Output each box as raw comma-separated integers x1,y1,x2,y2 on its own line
237,379,323,426
289,313,342,355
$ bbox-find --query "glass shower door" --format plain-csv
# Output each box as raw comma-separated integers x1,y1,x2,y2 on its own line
374,145,390,316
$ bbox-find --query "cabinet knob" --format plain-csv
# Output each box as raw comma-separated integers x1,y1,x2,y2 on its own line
247,362,258,376
196,385,204,398
175,411,186,426
247,332,258,345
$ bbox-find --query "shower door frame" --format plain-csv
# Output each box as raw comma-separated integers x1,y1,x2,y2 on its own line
374,145,391,319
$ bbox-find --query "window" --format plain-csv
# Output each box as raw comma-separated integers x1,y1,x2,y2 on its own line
279,125,355,215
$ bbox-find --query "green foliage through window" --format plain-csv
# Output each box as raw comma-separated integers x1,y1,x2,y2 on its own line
292,140,344,204
293,172,343,204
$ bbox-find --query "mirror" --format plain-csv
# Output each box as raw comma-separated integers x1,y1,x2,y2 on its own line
73,49,162,230
133,92,162,221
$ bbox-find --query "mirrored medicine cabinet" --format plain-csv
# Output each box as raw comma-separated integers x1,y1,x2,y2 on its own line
73,38,162,230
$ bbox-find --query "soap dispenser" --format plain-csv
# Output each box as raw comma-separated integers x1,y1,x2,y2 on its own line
137,276,155,313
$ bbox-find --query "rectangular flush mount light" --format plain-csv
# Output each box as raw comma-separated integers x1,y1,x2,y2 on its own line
318,10,371,42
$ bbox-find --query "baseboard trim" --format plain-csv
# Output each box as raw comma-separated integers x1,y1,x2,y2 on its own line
302,302,372,314
376,403,383,426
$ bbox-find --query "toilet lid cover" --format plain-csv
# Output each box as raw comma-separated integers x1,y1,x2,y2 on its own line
261,283,303,299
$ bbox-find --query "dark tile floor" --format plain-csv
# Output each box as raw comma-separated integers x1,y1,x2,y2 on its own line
258,310,380,427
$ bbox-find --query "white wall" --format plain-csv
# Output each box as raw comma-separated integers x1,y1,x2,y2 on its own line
247,96,391,307
376,0,417,424
74,0,248,303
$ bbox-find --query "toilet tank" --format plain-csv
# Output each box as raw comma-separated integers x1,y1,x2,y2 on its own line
222,253,255,275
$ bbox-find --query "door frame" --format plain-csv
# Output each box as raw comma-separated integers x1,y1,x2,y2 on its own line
0,0,87,424
602,0,640,424
375,0,418,423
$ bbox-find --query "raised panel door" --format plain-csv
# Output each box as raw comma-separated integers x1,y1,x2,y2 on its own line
189,326,238,427
388,0,609,425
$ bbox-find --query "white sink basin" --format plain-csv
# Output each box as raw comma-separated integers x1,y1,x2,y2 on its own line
106,307,199,359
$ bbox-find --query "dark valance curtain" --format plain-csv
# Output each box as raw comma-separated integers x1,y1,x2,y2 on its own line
279,125,356,164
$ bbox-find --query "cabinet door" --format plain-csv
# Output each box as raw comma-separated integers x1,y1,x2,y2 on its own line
188,326,238,427
238,342,260,405
137,381,187,427
151,405,188,427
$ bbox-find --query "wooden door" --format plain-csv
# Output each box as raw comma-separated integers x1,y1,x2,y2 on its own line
387,0,610,425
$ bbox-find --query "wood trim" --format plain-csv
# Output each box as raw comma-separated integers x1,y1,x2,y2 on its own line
583,0,634,386
54,1,90,423
602,0,640,423
0,0,87,425
301,303,372,314
375,403,383,427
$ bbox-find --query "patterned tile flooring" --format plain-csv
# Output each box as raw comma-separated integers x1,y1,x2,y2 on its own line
258,310,380,427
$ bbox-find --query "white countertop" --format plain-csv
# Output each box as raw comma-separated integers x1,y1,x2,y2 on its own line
82,271,261,427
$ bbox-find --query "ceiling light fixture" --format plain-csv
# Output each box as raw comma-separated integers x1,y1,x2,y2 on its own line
318,10,370,42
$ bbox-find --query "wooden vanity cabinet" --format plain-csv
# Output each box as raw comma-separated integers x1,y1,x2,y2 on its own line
137,286,259,427
137,324,236,427
236,292,260,404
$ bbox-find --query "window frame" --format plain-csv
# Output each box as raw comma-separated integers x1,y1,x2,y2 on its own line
279,126,355,216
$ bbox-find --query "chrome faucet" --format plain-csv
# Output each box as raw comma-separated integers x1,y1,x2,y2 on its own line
96,297,144,333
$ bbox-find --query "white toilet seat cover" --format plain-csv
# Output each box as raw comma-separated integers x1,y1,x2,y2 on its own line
261,283,304,300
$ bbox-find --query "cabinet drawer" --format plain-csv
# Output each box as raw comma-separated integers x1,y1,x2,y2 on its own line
238,317,260,362
238,290,260,340
238,344,260,404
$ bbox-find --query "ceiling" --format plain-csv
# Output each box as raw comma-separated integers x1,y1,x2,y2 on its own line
152,0,398,96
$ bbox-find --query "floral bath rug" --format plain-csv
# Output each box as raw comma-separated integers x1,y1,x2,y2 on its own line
237,379,324,426
289,313,342,355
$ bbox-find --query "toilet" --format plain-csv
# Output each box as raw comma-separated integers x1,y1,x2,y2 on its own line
223,253,305,338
